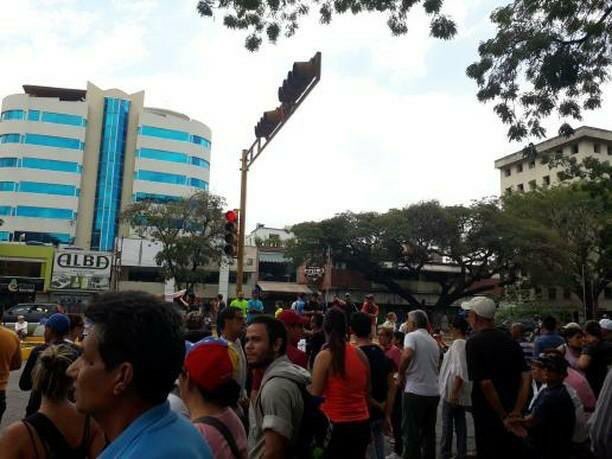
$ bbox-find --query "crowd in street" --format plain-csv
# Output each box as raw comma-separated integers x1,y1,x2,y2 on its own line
0,290,611,459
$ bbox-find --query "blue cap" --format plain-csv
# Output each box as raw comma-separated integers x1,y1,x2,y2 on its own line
42,313,70,335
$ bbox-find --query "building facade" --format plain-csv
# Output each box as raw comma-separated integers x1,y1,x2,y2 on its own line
494,126,612,194
0,83,211,250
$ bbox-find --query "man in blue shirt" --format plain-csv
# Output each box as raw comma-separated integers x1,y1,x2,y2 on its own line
247,289,264,323
533,316,565,357
67,291,212,458
291,292,306,315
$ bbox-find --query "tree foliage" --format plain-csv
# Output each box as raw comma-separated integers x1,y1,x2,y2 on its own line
196,0,456,51
120,192,226,289
467,0,612,141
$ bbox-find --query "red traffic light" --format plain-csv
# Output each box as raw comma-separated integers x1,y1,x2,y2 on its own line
225,210,238,223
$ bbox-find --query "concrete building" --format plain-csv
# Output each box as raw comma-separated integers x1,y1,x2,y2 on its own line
0,83,211,250
494,126,612,194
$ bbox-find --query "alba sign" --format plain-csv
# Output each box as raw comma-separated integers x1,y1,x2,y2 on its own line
51,250,113,291
56,253,110,270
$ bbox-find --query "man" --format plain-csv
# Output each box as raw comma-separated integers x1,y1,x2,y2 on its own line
589,367,612,459
361,293,380,337
291,292,306,315
306,313,325,369
14,315,28,340
511,322,534,364
398,309,440,459
245,316,310,459
66,313,85,344
577,320,612,397
278,309,308,369
344,292,357,315
302,292,322,317
247,289,265,323
217,293,226,310
19,312,74,416
217,307,248,397
533,316,565,357
463,296,531,459
0,323,21,423
378,326,401,370
67,291,212,458
352,312,395,459
230,291,249,318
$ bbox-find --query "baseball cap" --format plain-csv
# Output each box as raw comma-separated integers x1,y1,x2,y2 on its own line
184,338,239,392
278,309,309,327
599,318,612,331
461,297,496,320
17,315,25,320
344,292,351,297
365,293,374,299
533,352,569,374
41,313,70,335
563,322,582,330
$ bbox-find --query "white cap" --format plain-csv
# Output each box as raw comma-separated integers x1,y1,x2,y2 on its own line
563,322,582,330
461,297,496,319
599,318,612,331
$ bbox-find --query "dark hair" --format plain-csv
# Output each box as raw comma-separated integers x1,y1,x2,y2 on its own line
542,316,557,332
324,307,347,377
217,294,223,300
584,320,602,338
217,307,240,333
32,344,79,401
67,313,84,331
563,327,584,340
393,331,405,345
186,311,204,330
197,379,241,408
311,313,324,328
249,315,288,355
85,291,184,405
452,316,469,335
350,312,372,338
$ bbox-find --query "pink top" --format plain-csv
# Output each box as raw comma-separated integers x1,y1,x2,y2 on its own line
385,345,402,371
193,408,248,459
565,367,597,412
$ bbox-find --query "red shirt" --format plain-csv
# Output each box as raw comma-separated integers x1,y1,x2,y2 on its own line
362,302,379,324
287,344,308,369
384,345,402,371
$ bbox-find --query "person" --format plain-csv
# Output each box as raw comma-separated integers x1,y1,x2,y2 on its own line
217,294,226,310
393,331,405,350
20,313,75,417
230,292,249,318
533,316,565,357
344,292,358,315
247,289,264,323
0,344,104,458
274,301,286,318
557,324,585,371
245,316,310,459
382,312,398,331
277,309,308,369
15,315,28,340
184,311,212,343
0,323,21,423
390,331,405,459
361,293,379,337
507,353,575,459
306,313,325,370
66,314,85,345
351,312,394,459
439,316,471,459
589,368,612,459
290,292,306,315
463,297,530,459
378,326,401,370
66,291,212,458
511,322,534,364
180,338,248,458
303,292,322,318
599,318,612,341
311,307,371,459
578,320,612,397
398,309,440,459
216,307,248,402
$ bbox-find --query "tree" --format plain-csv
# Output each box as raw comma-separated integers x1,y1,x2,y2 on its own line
287,200,516,309
467,1,612,141
120,192,226,289
196,0,457,51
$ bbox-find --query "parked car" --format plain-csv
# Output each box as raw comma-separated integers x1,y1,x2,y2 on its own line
2,303,61,334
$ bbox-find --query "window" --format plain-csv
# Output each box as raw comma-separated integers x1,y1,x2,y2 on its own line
24,133,82,150
136,169,186,185
0,181,17,191
517,183,524,192
127,268,164,283
134,192,181,203
517,163,523,173
189,178,208,189
28,110,41,121
548,287,557,300
0,158,18,167
528,180,537,191
139,125,189,142
13,231,72,244
15,206,74,219
191,135,211,148
0,206,12,216
191,156,210,168
528,160,536,169
504,168,511,177
1,110,24,120
19,181,78,196
572,144,579,154
0,231,10,241
0,133,21,144
40,111,84,127
594,143,601,153
137,147,187,163
543,175,551,186
22,157,81,173
563,288,572,300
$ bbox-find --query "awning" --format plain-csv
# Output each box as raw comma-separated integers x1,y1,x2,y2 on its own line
257,281,312,295
258,252,290,264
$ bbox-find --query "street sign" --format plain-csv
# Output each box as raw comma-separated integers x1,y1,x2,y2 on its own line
305,266,325,278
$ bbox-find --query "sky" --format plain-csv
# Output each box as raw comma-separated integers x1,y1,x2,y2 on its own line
2,0,611,231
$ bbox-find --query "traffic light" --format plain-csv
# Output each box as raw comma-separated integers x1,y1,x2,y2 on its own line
223,210,239,257
278,52,321,105
254,106,285,139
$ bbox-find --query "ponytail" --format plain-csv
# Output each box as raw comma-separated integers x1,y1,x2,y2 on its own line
324,307,347,377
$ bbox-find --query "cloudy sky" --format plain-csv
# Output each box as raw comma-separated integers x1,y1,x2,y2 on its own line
2,0,610,231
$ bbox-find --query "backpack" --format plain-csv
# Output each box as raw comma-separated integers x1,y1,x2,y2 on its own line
258,376,331,459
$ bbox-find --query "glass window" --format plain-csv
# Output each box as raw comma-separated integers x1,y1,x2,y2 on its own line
191,156,210,168
1,110,25,120
13,231,72,244
137,148,187,163
28,110,41,121
0,133,21,144
0,181,17,191
134,192,181,203
0,231,10,241
189,178,208,189
191,135,211,148
0,206,12,216
140,125,189,142
0,157,18,167
24,133,82,150
15,206,74,220
19,181,78,196
41,111,84,127
136,169,186,185
22,157,81,173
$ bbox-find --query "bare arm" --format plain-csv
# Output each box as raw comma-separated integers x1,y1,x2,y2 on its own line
309,350,331,396
511,371,531,416
577,354,591,371
0,422,32,458
262,430,289,459
397,347,414,387
449,375,464,403
384,371,396,419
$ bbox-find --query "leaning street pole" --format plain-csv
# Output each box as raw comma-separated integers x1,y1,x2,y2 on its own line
235,51,322,294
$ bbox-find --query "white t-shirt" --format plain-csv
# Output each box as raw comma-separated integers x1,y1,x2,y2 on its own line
15,321,28,334
439,338,472,406
403,329,440,396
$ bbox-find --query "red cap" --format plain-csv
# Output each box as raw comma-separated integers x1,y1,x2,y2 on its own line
278,309,309,326
184,339,236,392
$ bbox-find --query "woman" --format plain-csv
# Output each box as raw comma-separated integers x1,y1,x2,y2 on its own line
557,325,584,371
180,338,247,459
310,307,371,459
381,312,398,331
0,344,103,458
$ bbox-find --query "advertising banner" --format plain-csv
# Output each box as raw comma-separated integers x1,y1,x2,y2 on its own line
51,250,113,291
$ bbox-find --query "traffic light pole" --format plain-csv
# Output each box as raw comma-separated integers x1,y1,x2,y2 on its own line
236,150,248,294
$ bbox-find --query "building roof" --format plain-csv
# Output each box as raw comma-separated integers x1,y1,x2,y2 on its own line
23,85,86,101
256,281,312,294
494,126,612,169
144,107,191,121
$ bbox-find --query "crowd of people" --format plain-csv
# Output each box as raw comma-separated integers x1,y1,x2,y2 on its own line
0,290,610,459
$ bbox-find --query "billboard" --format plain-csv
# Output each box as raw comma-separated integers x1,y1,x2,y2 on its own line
51,250,113,291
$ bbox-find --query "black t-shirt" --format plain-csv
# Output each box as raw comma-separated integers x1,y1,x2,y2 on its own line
360,344,393,419
306,331,325,368
466,328,528,414
530,384,575,459
582,340,612,397
303,300,321,314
